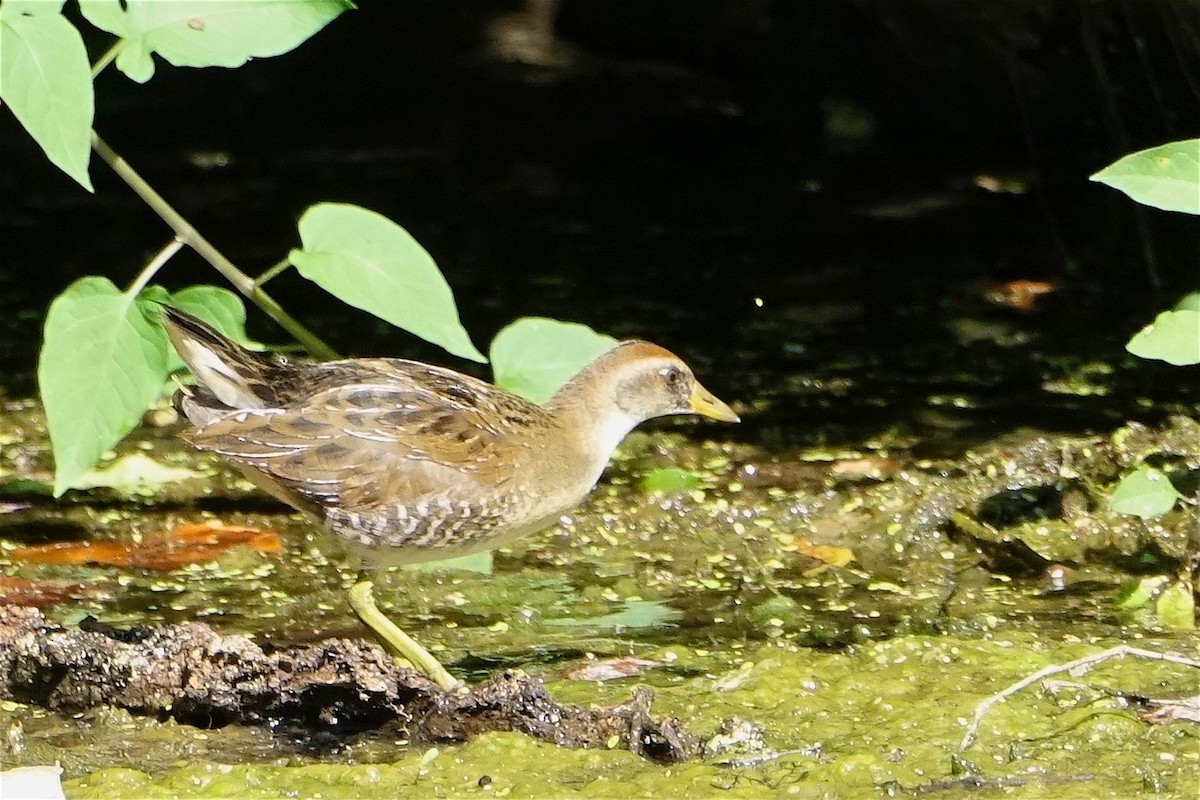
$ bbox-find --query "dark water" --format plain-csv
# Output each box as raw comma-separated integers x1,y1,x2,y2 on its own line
2,2,1197,447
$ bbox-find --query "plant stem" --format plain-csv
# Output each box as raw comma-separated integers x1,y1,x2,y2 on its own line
89,131,339,360
254,258,293,288
90,40,124,79
126,237,185,297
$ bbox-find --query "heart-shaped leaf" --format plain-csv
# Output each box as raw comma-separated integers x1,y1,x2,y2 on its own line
39,278,173,495
0,1,93,189
1091,139,1200,215
1109,465,1182,519
80,0,352,83
490,317,616,404
289,202,485,362
1126,309,1200,366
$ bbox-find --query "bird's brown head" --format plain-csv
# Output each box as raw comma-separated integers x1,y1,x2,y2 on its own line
548,341,739,460
601,341,740,424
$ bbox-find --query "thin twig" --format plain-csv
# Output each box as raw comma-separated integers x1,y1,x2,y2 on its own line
89,131,338,360
960,644,1200,751
917,773,1096,794
90,40,124,79
254,258,293,289
713,746,822,769
125,237,185,297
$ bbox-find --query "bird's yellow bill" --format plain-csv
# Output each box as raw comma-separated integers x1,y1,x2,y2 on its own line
689,382,740,422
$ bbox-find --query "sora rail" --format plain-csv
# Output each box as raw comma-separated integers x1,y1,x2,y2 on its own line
162,307,738,690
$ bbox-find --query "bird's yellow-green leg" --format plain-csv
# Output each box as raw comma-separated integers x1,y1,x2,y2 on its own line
347,580,462,691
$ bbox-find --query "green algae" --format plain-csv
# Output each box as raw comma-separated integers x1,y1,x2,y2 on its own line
2,398,1199,798
45,636,1199,799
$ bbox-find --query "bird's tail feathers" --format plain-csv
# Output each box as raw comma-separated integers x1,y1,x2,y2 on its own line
161,306,276,409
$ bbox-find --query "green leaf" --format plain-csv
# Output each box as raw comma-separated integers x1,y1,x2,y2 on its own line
546,598,681,630
0,2,93,189
1109,466,1182,519
2,2,67,14
165,284,254,373
79,0,352,83
1090,139,1200,214
39,278,173,496
402,551,493,575
1126,309,1200,366
1174,292,1200,312
1114,575,1168,610
640,466,702,495
289,203,485,362
490,317,616,404
170,285,252,344
72,452,203,496
1155,580,1196,630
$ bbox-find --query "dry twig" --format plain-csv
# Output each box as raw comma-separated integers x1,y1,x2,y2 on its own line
960,644,1200,750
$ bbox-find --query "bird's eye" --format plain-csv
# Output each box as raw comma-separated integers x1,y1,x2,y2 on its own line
660,366,683,386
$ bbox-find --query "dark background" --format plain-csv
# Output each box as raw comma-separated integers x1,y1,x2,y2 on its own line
2,0,1197,450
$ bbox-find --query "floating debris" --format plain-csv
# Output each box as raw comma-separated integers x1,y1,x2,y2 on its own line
0,577,113,609
565,656,659,682
982,279,1058,312
780,539,855,573
10,522,283,571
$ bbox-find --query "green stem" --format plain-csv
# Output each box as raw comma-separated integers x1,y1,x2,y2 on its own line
254,258,293,289
125,237,184,297
90,40,124,79
89,131,339,360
